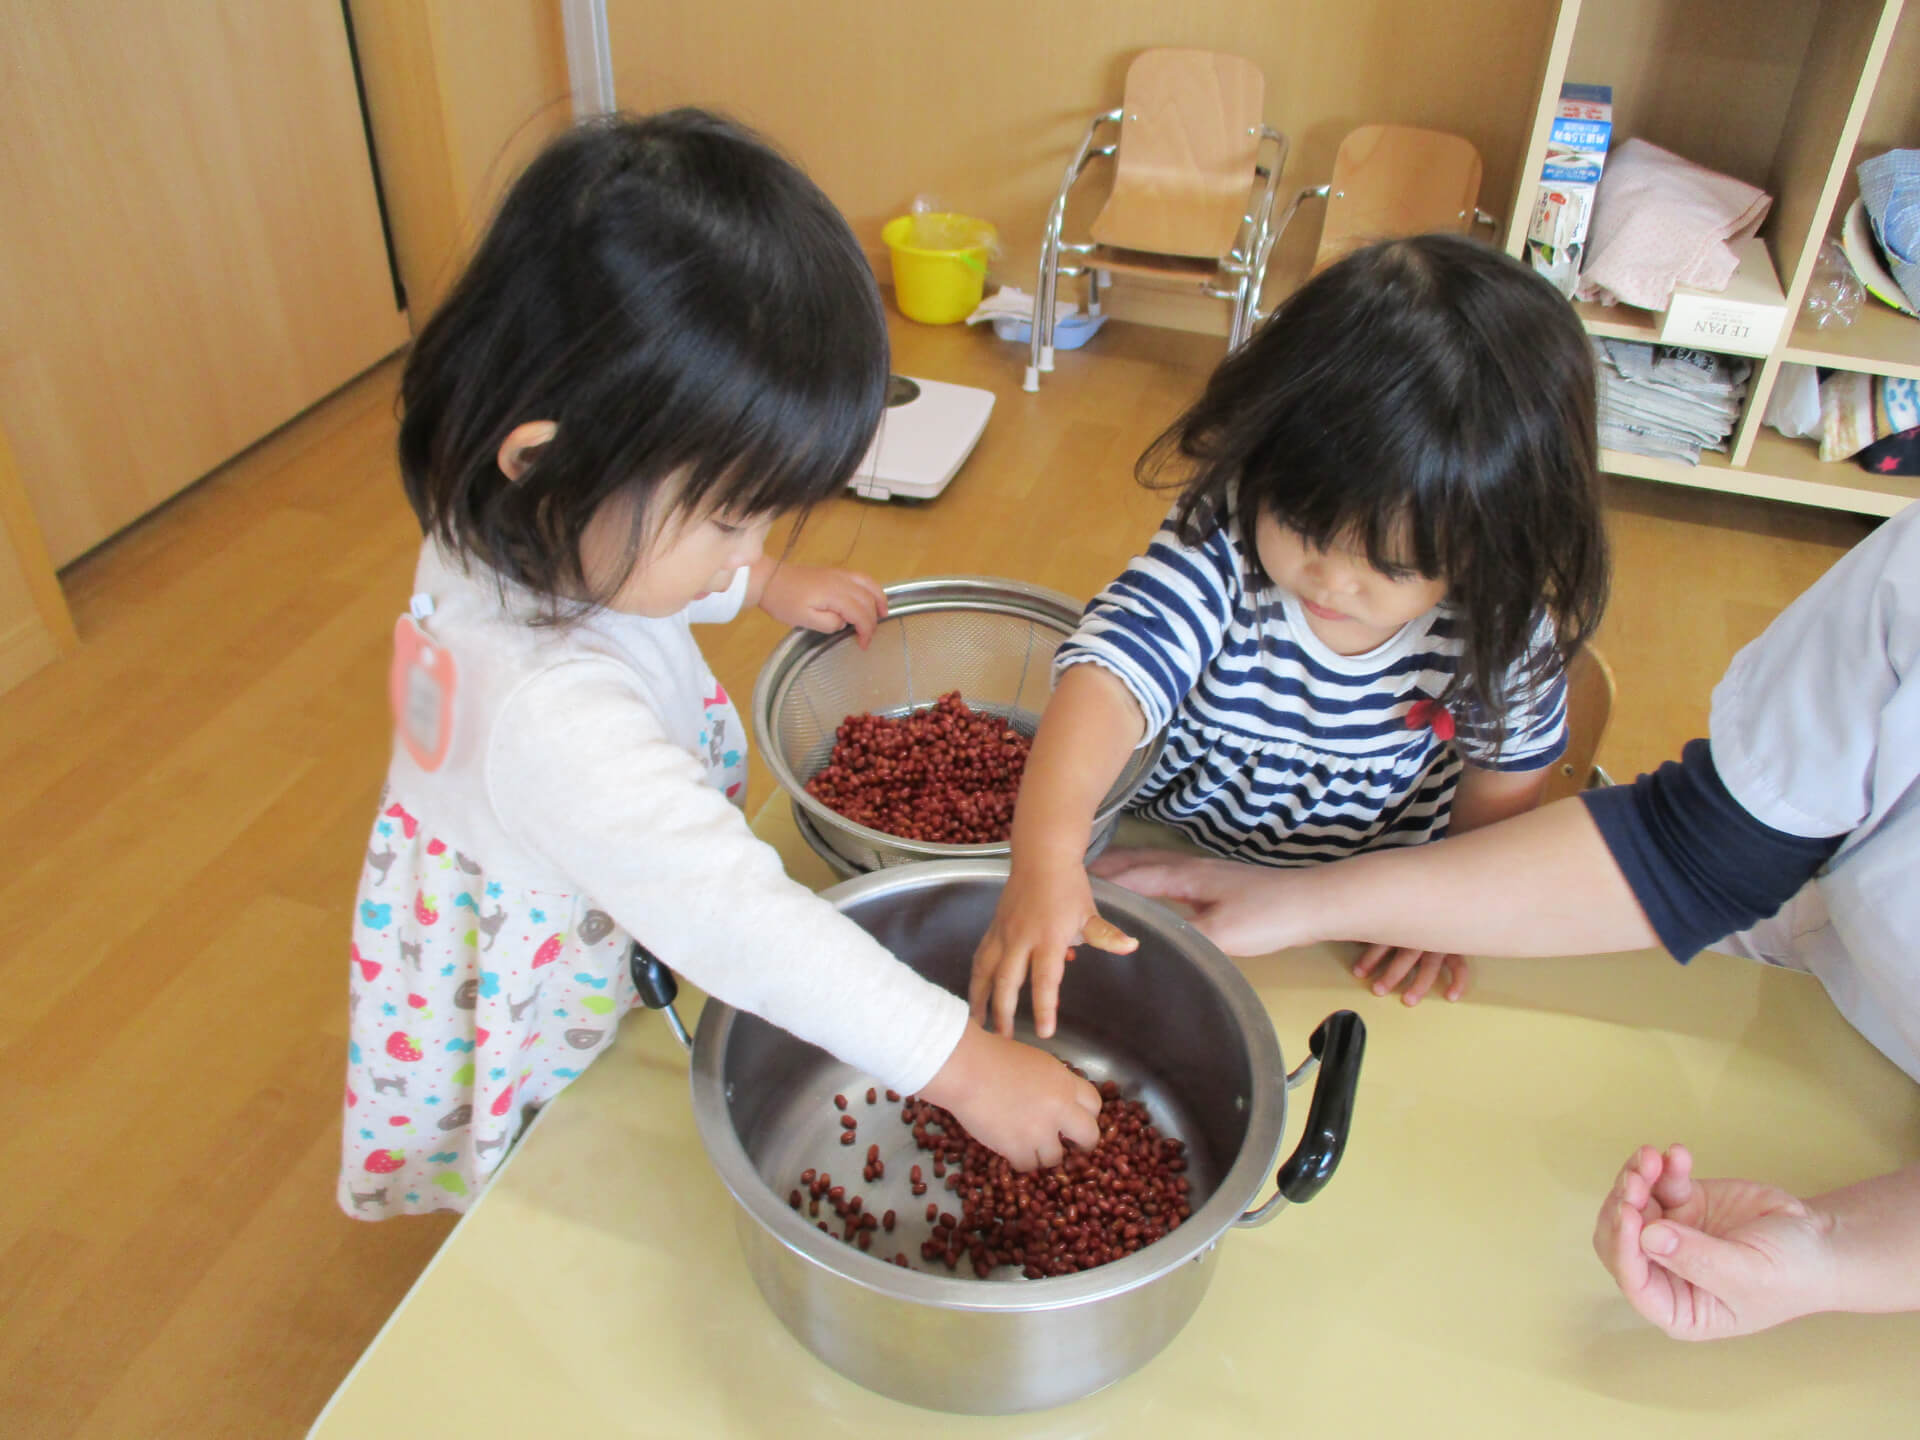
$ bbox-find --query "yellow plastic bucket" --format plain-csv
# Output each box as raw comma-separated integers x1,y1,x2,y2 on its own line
882,213,996,324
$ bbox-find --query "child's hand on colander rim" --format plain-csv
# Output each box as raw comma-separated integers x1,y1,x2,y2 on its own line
755,562,888,647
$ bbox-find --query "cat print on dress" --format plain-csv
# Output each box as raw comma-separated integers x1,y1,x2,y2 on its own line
366,843,397,885
477,905,508,950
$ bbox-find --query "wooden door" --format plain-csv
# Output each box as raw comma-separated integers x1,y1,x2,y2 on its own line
0,1,411,564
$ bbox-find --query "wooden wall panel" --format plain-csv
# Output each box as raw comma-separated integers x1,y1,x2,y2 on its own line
604,0,1558,309
0,420,74,696
0,2,411,565
348,0,572,323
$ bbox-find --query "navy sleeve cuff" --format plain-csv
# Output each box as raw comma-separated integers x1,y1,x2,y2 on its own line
1580,738,1845,961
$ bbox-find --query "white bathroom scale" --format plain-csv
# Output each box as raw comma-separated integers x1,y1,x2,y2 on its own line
849,375,994,501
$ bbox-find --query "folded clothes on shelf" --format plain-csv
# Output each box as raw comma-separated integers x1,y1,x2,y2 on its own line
1578,139,1772,310
1593,338,1750,465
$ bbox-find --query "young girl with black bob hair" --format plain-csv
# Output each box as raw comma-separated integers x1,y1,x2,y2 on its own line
973,232,1610,1038
341,109,1098,1219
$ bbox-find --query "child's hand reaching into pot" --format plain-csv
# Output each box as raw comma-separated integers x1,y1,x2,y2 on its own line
920,1023,1102,1170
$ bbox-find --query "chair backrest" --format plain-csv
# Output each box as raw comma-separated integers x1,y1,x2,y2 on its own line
1540,644,1616,806
1088,49,1265,260
1312,124,1483,274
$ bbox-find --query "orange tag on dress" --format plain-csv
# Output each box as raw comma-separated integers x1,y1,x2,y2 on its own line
390,614,457,771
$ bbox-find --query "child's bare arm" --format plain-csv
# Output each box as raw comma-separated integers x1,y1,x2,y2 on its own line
969,665,1146,1039
1447,762,1551,835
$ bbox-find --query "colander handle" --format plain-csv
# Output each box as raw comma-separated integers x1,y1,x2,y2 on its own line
1235,1010,1365,1226
630,942,692,1053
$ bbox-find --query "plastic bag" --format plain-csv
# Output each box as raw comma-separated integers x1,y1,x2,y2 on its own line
1763,362,1821,439
1801,239,1863,329
907,194,1000,257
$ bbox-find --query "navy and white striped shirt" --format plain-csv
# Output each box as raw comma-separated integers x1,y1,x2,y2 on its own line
1056,506,1568,866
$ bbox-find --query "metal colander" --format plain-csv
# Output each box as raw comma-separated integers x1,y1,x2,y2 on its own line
753,576,1161,871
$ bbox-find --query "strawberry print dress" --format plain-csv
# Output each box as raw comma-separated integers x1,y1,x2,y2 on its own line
341,723,743,1218
338,544,963,1220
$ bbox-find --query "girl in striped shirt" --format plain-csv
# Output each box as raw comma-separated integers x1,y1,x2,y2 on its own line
972,234,1610,1034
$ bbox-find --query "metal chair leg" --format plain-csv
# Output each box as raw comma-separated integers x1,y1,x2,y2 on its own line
1026,218,1057,392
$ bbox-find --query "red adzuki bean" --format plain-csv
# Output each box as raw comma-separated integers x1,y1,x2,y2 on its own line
802,692,1032,845
897,1080,1191,1278
791,1078,1188,1278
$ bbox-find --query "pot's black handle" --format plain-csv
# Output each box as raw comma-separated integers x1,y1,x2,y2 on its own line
1273,1010,1364,1204
630,942,692,1052
1230,1009,1366,1228
630,942,679,1009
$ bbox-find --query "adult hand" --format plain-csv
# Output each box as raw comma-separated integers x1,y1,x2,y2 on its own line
1351,944,1470,1004
1090,848,1308,956
1593,1143,1835,1340
758,563,888,646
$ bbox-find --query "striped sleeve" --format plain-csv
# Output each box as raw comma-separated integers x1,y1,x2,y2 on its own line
1453,613,1570,771
1052,512,1241,741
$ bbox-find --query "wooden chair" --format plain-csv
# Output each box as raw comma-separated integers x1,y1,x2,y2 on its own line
1248,123,1496,328
1024,49,1289,391
1540,644,1617,805
1301,124,1489,273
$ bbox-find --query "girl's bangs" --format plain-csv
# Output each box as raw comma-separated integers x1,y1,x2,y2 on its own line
1251,433,1452,582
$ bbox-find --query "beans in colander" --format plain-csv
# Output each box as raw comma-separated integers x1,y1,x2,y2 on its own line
803,691,1031,844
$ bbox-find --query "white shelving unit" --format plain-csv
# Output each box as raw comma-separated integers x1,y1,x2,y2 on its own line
1508,0,1920,516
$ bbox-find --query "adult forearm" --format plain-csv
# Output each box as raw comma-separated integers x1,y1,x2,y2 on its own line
1819,1164,1920,1316
1301,797,1659,955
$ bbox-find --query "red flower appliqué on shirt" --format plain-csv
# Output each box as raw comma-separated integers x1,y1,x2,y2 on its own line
1405,696,1456,741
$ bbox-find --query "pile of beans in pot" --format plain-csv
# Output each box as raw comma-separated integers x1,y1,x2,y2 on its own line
787,1080,1192,1277
802,691,1031,844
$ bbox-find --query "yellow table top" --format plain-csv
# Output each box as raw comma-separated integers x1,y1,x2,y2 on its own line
312,800,1920,1437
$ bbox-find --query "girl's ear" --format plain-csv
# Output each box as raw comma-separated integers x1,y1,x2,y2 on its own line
497,420,558,481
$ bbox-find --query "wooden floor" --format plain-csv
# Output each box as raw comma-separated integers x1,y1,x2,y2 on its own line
0,313,1877,1438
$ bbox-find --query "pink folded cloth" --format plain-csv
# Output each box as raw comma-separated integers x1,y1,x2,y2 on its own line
1577,139,1772,309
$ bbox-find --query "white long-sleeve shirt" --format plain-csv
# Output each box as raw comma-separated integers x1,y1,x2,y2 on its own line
340,543,965,1217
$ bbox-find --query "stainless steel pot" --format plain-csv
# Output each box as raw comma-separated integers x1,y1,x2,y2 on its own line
635,862,1363,1414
